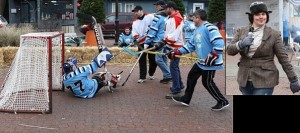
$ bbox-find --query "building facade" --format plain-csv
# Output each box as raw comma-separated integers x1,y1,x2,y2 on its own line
7,0,208,30
104,0,209,16
8,0,77,30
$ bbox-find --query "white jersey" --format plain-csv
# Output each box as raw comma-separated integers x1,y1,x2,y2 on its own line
132,13,154,44
164,11,184,48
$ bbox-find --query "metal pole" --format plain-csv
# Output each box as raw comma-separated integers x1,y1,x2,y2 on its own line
114,0,120,45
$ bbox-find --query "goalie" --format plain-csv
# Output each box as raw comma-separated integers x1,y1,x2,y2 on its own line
62,48,121,98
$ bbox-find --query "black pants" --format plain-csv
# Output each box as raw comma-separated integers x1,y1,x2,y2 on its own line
92,75,105,94
183,64,228,104
138,44,157,79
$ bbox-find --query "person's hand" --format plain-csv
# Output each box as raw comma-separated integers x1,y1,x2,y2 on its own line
119,42,127,47
167,48,182,60
144,43,149,50
205,52,219,66
238,34,254,49
133,34,139,39
290,79,300,93
154,40,167,50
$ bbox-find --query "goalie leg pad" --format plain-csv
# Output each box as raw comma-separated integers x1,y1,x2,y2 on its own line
92,75,107,92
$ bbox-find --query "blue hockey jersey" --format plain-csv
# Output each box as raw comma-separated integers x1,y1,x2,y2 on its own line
118,32,133,46
63,62,100,98
183,20,195,43
179,21,224,70
145,10,167,44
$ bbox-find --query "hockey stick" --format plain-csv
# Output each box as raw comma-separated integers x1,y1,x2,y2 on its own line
122,46,156,56
77,13,118,92
121,51,144,86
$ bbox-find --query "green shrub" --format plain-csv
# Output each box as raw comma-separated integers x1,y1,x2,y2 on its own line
0,24,34,47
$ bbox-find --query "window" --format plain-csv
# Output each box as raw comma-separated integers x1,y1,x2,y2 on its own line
125,3,134,13
112,3,122,12
106,16,115,23
193,3,204,12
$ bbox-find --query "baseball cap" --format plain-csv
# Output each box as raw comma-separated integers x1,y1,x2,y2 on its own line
162,1,177,10
132,5,143,12
154,0,165,6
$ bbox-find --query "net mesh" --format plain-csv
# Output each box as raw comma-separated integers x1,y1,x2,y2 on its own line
0,32,63,113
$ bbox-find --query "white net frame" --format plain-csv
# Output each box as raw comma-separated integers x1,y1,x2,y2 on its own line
0,32,64,113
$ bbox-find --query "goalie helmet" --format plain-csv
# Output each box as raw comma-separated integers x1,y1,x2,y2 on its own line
63,56,78,74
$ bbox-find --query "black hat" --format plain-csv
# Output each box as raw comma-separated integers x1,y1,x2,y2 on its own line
154,0,165,6
162,1,177,10
246,1,272,15
132,5,143,12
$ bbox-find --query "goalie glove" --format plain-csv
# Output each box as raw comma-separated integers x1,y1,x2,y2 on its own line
205,52,219,66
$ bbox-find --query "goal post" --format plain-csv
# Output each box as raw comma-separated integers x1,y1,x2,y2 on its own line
0,32,65,113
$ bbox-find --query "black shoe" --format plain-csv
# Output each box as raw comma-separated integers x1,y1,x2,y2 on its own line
172,96,189,106
211,101,229,111
160,78,172,84
165,92,180,99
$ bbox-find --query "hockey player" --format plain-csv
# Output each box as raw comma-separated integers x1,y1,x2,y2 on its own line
183,12,195,44
62,48,120,98
118,27,133,47
154,1,185,99
169,9,229,110
131,5,157,83
145,0,172,84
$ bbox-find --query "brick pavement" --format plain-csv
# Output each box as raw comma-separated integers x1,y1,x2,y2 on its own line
226,49,300,95
0,60,232,132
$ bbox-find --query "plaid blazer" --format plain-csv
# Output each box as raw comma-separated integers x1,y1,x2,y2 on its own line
227,25,297,88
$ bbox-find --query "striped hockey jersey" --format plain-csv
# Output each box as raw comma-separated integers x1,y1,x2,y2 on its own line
63,62,99,98
179,21,224,70
145,10,167,44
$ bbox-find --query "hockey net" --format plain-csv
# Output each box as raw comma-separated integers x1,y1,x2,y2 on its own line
0,32,64,113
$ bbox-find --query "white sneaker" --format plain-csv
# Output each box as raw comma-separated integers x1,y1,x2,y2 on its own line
137,79,146,83
149,76,155,80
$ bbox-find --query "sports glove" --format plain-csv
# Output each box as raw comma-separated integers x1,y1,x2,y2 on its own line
144,43,149,50
290,79,300,93
154,40,167,50
133,34,139,39
167,48,182,60
119,42,127,47
238,33,254,49
205,52,219,66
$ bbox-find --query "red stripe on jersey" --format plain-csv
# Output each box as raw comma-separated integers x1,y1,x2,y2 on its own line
165,37,176,44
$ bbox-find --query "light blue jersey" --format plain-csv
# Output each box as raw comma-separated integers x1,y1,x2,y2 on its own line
183,20,195,43
179,21,224,70
118,32,133,46
63,62,100,98
145,10,167,44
